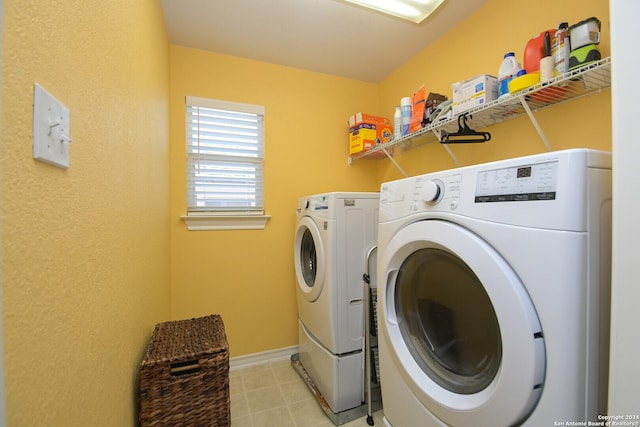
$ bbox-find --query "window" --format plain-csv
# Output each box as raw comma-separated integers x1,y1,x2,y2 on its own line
182,97,270,230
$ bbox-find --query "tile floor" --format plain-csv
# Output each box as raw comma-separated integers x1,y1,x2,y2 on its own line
229,358,384,427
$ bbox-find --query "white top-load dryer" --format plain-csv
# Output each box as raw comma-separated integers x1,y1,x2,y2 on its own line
294,192,379,413
376,149,611,426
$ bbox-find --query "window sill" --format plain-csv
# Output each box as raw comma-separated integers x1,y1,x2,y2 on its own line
181,214,271,231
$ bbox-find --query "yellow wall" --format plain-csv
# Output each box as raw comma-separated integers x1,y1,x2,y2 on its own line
169,46,380,356
168,0,612,359
1,0,170,425
377,0,611,182
0,0,614,423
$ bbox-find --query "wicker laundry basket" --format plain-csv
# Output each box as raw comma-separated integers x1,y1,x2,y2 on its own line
139,314,230,427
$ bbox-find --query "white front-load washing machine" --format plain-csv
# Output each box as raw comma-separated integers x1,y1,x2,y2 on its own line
294,192,379,413
377,149,612,426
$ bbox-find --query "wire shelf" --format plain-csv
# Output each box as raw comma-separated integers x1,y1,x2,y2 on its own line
349,56,611,162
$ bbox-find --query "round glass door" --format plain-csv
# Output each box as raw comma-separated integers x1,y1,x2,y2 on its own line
380,219,545,426
396,248,501,395
300,228,317,287
294,216,325,302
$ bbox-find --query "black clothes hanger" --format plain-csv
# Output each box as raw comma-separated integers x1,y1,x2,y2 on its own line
439,113,491,144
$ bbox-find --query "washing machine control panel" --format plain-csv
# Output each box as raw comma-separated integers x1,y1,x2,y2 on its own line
412,173,462,211
420,179,442,203
475,160,558,203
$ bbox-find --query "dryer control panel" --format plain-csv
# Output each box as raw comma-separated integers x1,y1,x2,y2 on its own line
380,149,610,230
475,160,559,203
413,174,462,209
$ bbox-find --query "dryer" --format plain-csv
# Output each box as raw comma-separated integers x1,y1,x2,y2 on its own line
294,192,379,413
376,149,612,426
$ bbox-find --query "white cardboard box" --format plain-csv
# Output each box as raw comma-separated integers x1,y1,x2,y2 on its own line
452,75,499,115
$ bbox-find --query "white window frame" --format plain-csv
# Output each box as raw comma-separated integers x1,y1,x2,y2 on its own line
181,96,270,231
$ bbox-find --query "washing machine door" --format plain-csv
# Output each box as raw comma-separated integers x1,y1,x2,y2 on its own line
294,216,326,302
381,219,546,426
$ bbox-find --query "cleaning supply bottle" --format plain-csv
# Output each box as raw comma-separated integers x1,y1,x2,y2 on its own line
552,22,570,75
498,52,522,98
393,106,402,140
400,97,412,136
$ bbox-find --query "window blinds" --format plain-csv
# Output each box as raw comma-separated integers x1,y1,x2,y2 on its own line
186,97,264,214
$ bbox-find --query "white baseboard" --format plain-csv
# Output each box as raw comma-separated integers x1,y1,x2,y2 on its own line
229,345,298,371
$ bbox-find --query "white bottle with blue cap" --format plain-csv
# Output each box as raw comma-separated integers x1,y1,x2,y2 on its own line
498,52,522,98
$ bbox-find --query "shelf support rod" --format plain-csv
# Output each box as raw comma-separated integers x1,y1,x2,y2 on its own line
431,128,462,167
519,97,552,152
382,147,409,178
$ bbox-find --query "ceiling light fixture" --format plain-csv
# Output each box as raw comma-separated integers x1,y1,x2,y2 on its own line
341,0,446,24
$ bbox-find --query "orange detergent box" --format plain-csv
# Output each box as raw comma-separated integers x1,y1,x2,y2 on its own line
349,113,393,157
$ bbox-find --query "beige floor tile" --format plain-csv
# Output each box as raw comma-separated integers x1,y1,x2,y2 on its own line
273,363,301,384
230,359,385,427
251,406,295,427
304,419,335,427
230,374,246,396
229,368,243,378
269,358,293,368
230,392,250,419
279,378,315,404
246,385,286,413
288,397,329,426
243,368,278,391
231,414,254,427
242,363,274,374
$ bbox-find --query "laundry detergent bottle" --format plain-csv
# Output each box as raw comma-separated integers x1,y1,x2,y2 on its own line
498,52,522,98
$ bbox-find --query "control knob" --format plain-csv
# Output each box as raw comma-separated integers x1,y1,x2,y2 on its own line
422,180,443,204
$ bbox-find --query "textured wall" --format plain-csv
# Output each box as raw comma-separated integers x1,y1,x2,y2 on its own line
169,46,381,357
167,0,612,359
1,0,170,425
